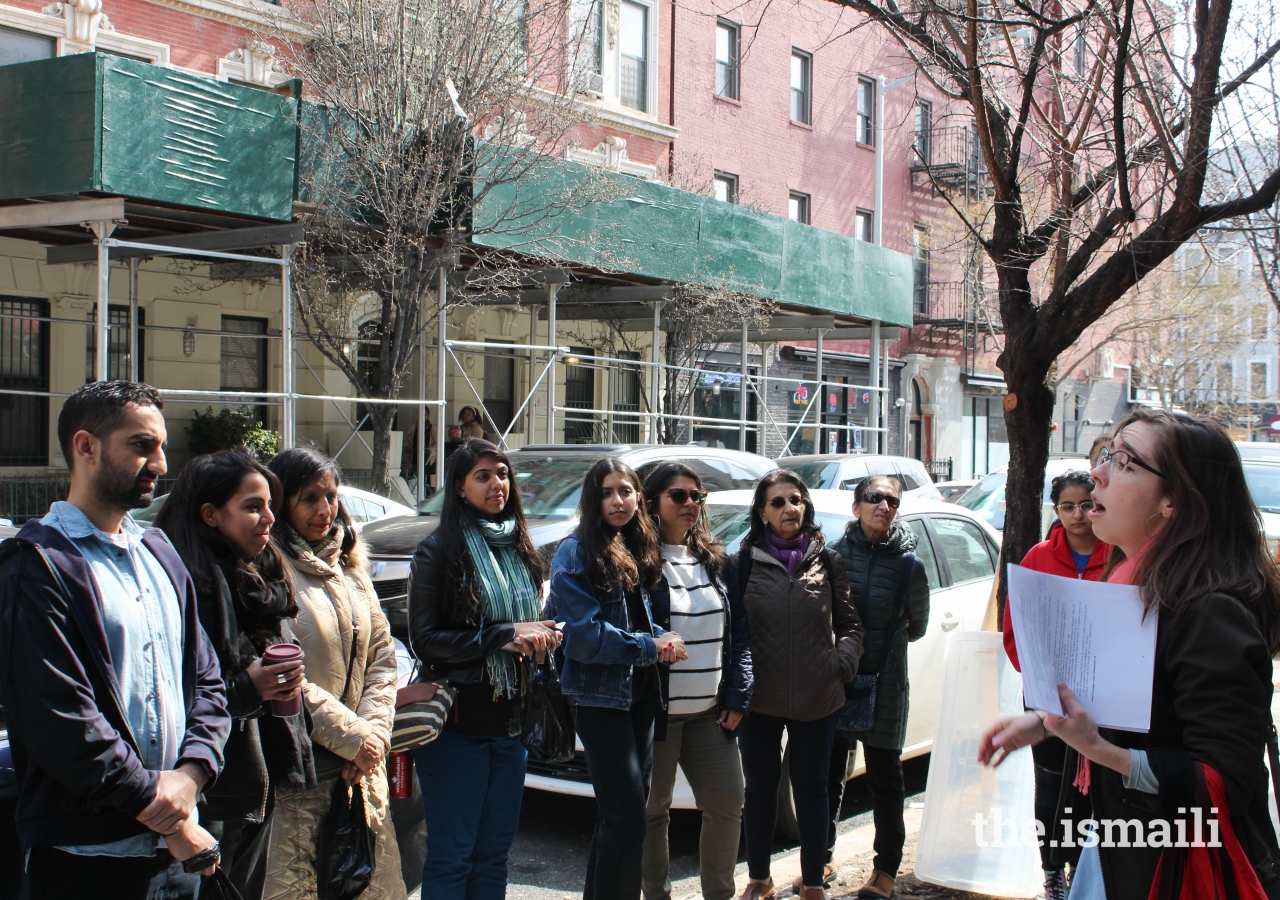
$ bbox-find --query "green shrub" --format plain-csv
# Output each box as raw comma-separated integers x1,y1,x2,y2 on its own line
186,407,282,461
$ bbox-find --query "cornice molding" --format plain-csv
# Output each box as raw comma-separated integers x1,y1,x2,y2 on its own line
140,0,309,35
583,102,679,143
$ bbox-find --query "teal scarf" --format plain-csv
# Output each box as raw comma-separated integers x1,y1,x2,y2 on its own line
463,517,542,699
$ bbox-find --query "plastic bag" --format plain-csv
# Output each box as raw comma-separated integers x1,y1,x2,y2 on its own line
317,779,375,900
520,655,575,763
198,869,245,900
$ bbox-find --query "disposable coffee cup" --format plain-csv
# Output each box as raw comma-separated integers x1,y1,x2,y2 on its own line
261,643,305,717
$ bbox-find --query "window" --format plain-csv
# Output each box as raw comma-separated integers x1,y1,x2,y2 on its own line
905,518,942,590
715,20,739,99
788,191,810,224
913,226,930,315
610,350,641,443
1251,362,1268,400
484,341,515,436
563,346,598,443
619,0,648,112
713,172,738,204
1074,26,1086,75
573,0,604,92
0,297,48,465
86,306,144,383
914,100,932,164
1253,306,1270,342
790,50,811,123
222,317,268,419
0,26,54,67
857,77,875,144
932,517,997,583
855,209,874,243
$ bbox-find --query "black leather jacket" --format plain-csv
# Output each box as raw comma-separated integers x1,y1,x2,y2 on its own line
408,530,516,684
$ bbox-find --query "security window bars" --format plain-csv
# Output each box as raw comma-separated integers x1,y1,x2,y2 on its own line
86,306,144,384
714,172,738,204
0,298,48,465
788,192,810,224
222,316,268,422
619,0,648,111
791,50,811,123
716,20,739,99
857,77,875,144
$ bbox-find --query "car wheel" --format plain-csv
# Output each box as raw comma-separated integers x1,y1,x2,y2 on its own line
775,747,800,843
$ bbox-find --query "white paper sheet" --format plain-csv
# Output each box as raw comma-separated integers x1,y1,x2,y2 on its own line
1006,563,1157,732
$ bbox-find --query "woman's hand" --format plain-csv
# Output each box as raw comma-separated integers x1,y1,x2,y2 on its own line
718,709,743,731
978,711,1047,767
341,761,365,784
351,735,385,778
1045,683,1132,777
247,657,304,702
655,632,687,663
506,621,561,663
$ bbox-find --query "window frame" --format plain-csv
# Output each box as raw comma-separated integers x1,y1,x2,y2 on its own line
0,296,49,466
713,171,738,204
790,49,812,124
914,99,932,164
913,224,931,315
617,0,651,112
788,191,810,224
715,19,740,100
855,209,874,243
856,76,876,145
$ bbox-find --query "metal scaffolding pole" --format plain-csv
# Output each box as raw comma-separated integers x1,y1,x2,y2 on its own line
882,337,891,454
760,343,770,455
92,221,116,382
739,322,748,450
869,320,881,453
417,296,428,503
546,283,558,443
815,330,824,454
650,301,661,444
280,244,295,449
436,267,448,491
528,303,539,441
128,258,139,383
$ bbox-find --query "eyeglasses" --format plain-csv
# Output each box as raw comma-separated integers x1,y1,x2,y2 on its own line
663,488,707,506
1095,445,1166,480
1055,500,1095,515
861,491,901,509
767,495,806,509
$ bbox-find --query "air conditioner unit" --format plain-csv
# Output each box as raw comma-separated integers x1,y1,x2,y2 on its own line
577,72,605,96
1095,348,1115,380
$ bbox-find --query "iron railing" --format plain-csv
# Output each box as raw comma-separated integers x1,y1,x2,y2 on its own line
0,474,179,524
924,458,954,482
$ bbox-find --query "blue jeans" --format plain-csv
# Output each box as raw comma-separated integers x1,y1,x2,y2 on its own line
413,730,528,900
739,711,839,888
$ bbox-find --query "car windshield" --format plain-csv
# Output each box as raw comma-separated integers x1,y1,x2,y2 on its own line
788,461,840,489
707,504,854,550
956,474,1005,512
1244,463,1280,515
420,454,603,520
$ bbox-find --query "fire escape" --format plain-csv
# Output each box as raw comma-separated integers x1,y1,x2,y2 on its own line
908,123,1000,375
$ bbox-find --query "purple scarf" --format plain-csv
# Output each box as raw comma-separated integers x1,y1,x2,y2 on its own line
763,529,810,575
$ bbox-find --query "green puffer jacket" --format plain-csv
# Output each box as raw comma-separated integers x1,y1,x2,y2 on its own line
830,519,930,750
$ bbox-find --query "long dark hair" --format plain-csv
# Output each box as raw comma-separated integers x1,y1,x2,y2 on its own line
439,439,542,621
576,457,661,591
743,469,823,550
1105,407,1280,652
643,463,726,579
267,446,357,561
154,447,294,606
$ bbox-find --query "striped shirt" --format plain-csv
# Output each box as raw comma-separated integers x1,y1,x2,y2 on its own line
661,544,725,715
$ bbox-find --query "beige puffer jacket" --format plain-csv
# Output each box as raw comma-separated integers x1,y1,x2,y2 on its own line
288,534,397,759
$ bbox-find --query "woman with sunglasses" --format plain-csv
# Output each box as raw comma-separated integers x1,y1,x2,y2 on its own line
1000,470,1109,900
735,470,862,900
546,458,687,900
824,475,929,900
980,408,1280,899
639,464,752,900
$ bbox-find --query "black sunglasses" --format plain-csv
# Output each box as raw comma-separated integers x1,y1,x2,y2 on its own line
862,491,901,508
767,495,806,509
663,488,707,505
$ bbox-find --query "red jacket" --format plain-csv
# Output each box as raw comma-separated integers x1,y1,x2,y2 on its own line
1002,524,1110,671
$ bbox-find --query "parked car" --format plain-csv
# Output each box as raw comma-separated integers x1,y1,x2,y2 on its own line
129,484,414,527
934,479,978,502
1240,459,1280,559
953,456,1092,534
781,454,943,501
362,444,777,638
1236,440,1280,462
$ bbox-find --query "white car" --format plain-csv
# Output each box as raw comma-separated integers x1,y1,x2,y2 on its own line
524,488,1002,834
781,454,944,501
954,456,1093,535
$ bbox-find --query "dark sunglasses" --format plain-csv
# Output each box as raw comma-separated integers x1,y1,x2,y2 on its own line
767,495,806,509
664,488,707,505
861,491,901,508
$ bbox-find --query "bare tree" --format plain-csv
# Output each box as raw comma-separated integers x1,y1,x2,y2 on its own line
273,0,614,492
833,0,1280,610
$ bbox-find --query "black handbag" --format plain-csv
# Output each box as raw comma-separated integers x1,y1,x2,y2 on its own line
317,780,376,900
199,868,246,900
520,655,575,763
836,555,916,734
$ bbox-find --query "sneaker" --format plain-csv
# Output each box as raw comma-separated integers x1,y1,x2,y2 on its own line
1044,868,1069,900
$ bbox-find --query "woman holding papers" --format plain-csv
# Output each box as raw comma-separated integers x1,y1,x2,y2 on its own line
980,408,1280,899
1002,471,1109,898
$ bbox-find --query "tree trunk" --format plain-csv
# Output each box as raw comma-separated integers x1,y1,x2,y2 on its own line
369,405,396,497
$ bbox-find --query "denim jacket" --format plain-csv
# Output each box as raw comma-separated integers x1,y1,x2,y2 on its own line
544,535,665,709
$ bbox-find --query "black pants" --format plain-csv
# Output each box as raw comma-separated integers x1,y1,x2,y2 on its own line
207,791,275,900
826,735,906,877
740,710,839,888
26,847,171,900
576,686,661,900
1032,736,1071,871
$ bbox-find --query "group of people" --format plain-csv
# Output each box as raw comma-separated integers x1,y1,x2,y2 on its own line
410,439,933,900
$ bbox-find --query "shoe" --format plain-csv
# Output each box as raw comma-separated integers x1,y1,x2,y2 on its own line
791,864,838,892
798,889,828,900
857,869,896,899
1044,868,1069,900
741,878,777,900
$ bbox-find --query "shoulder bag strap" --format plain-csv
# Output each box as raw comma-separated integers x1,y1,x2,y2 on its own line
736,547,753,598
337,617,359,707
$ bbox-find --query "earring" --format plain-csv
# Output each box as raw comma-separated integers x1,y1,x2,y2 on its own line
1144,512,1161,537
